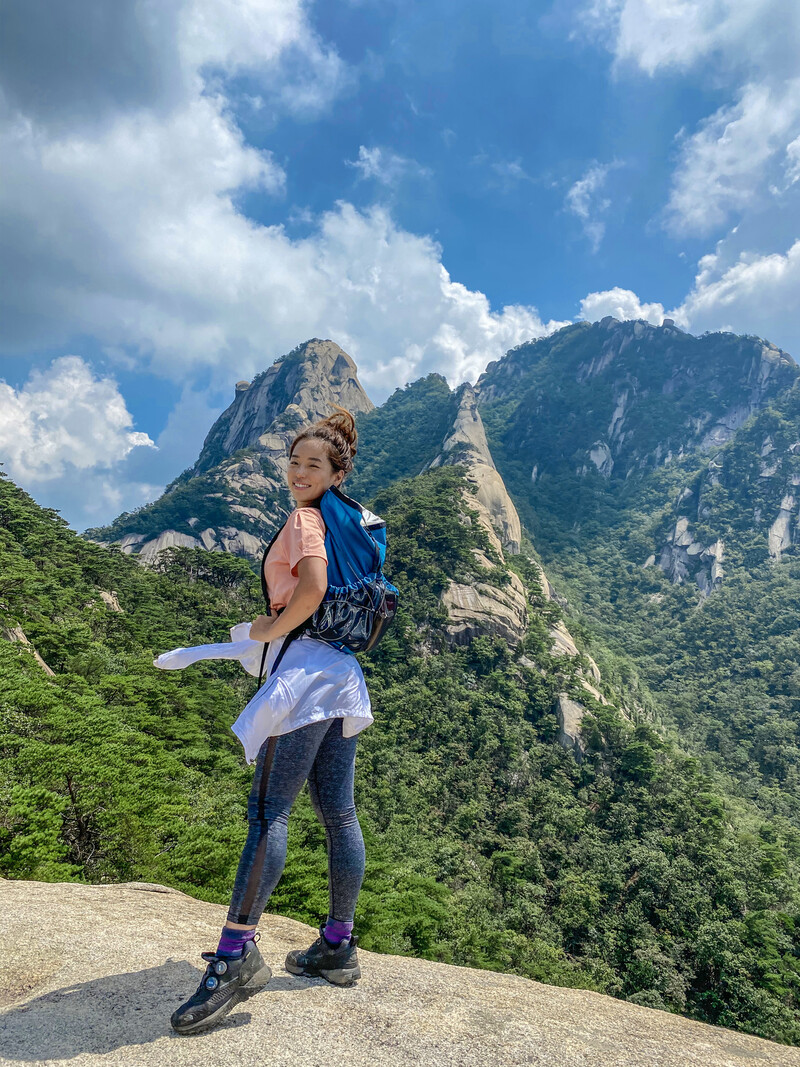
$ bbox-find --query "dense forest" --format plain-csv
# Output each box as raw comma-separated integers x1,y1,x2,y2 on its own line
2,463,800,1045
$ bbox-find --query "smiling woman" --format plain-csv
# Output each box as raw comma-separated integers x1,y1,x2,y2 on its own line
159,404,375,1035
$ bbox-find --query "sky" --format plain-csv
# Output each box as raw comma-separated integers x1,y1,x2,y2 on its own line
1,0,799,532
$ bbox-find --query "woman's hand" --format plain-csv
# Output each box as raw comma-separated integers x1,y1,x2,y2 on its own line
249,614,278,642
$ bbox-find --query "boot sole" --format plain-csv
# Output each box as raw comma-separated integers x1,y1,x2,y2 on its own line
285,959,361,986
171,963,272,1035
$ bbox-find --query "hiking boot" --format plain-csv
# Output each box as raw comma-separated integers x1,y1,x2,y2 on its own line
285,923,361,986
171,937,272,1035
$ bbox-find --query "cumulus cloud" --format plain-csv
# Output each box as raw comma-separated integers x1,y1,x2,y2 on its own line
283,203,567,393
0,1,549,394
565,162,620,251
677,239,800,344
585,0,800,236
588,0,798,78
666,79,800,236
0,356,155,482
0,0,348,130
579,287,666,325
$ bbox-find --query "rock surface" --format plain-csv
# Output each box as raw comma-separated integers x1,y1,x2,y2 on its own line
1,627,54,676
1,879,796,1067
657,517,725,596
425,383,522,554
424,383,529,646
441,575,528,646
556,694,588,762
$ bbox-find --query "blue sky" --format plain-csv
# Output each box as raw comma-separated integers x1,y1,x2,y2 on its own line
1,0,799,530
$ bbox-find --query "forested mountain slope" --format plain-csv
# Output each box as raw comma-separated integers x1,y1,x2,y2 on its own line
465,321,800,834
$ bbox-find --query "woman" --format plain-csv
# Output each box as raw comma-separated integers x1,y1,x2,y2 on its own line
169,406,371,1036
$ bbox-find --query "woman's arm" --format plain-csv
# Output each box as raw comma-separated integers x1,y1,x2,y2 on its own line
250,555,327,642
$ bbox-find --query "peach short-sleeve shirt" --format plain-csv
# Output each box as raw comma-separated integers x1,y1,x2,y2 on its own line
264,507,328,610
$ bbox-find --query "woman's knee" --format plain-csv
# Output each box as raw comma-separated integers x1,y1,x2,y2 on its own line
312,803,360,829
245,798,293,824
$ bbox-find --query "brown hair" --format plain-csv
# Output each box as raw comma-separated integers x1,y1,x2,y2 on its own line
289,404,358,479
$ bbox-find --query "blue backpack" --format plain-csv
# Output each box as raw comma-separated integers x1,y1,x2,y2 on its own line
257,485,399,686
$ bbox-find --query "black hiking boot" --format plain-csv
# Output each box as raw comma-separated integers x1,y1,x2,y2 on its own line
285,924,361,986
171,937,272,1035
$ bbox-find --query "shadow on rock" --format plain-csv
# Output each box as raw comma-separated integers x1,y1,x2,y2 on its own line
0,961,261,1058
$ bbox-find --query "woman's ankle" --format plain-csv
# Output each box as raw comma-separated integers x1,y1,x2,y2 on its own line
323,916,354,946
217,925,257,957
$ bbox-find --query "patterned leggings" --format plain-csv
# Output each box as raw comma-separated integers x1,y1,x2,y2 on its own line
226,716,366,927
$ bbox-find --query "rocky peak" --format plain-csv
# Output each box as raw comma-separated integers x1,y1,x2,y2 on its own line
193,339,374,477
418,383,527,646
84,340,374,563
423,382,521,555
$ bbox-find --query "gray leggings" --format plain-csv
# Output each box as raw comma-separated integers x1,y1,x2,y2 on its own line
227,716,366,927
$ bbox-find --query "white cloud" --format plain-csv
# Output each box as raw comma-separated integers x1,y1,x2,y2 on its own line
665,80,800,236
565,162,620,251
785,135,800,186
492,160,527,180
586,0,799,79
489,159,531,191
179,0,352,118
346,145,431,185
281,202,568,393
676,239,800,344
180,0,317,71
584,0,800,236
0,5,548,401
0,356,155,483
579,287,666,325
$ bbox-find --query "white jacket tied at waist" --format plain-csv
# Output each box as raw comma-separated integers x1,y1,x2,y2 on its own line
153,622,373,764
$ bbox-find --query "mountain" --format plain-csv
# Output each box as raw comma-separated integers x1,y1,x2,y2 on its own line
83,347,590,686
474,317,797,487
82,322,800,780
5,321,800,1042
468,318,800,830
192,337,375,475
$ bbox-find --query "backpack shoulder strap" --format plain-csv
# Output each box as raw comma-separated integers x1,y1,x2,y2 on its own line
257,518,287,689
256,617,310,688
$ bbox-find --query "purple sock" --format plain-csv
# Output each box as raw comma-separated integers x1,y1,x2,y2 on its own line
217,926,257,958
323,917,354,947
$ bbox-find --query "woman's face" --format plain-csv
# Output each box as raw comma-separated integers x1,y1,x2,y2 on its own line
288,438,343,506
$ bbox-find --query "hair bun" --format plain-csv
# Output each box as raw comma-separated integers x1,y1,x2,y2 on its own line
321,404,358,456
